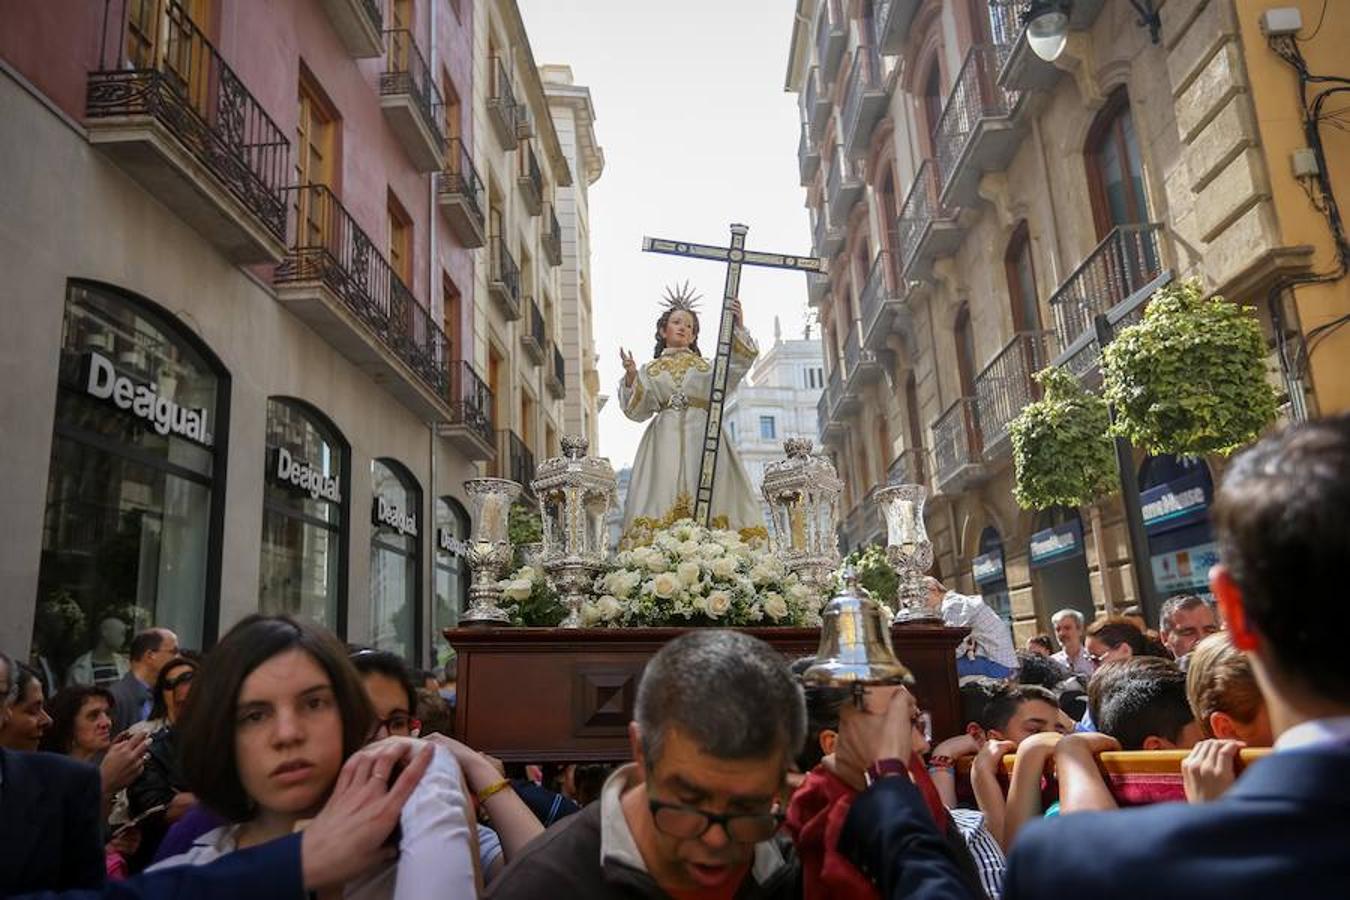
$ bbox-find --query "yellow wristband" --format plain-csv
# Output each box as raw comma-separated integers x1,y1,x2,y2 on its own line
476,778,512,805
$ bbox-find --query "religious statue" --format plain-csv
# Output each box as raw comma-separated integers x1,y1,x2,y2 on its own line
618,283,765,542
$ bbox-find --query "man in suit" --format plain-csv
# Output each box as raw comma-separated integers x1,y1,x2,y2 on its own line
108,628,178,736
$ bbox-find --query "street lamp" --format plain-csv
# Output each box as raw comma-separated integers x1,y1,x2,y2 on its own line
1023,0,1161,63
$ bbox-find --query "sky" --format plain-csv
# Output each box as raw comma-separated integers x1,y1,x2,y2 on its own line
519,0,813,470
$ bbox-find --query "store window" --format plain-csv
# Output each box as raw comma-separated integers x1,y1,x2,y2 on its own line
432,496,470,667
32,281,226,690
259,398,347,630
370,458,421,663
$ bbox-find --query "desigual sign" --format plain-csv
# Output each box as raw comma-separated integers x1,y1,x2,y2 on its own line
437,528,468,556
373,496,418,537
83,351,212,445
272,447,341,502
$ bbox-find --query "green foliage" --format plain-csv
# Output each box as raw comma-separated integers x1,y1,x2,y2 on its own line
1010,367,1117,510
498,565,567,627
1102,279,1278,456
839,544,899,605
508,502,543,547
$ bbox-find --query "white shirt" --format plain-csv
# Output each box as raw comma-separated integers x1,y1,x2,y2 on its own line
940,591,1020,670
149,744,477,898
1050,648,1096,678
1274,716,1350,753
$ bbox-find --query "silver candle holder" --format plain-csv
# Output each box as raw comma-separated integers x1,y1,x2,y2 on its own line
532,435,616,628
460,477,522,626
761,438,843,614
873,482,939,622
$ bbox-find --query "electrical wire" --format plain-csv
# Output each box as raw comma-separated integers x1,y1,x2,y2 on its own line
1296,0,1329,43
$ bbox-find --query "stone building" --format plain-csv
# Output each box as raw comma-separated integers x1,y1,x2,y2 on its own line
785,0,1350,640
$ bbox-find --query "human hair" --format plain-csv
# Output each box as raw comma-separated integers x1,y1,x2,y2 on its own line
1086,617,1147,655
12,663,40,704
0,651,14,705
652,307,701,358
1158,594,1211,635
790,656,850,772
349,648,417,714
1027,634,1055,654
976,683,1058,733
39,685,114,754
1186,632,1265,739
1016,652,1071,691
571,764,614,807
129,628,167,662
636,630,804,769
1050,609,1084,630
415,688,453,737
148,655,199,722
1090,657,1195,750
177,615,374,823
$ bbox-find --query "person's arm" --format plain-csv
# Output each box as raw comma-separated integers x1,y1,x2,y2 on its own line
391,745,479,900
926,733,979,808
1053,732,1121,814
969,739,1016,847
617,352,657,423
1181,739,1245,804
1000,732,1061,850
425,735,545,863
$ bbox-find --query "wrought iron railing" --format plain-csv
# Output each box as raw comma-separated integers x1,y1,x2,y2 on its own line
873,0,896,49
277,184,448,396
975,331,1051,452
88,0,289,240
816,0,846,82
448,361,493,447
550,343,567,396
489,236,521,309
1049,224,1163,351
888,446,926,486
805,66,830,141
827,363,843,411
799,122,820,182
381,30,445,147
543,202,562,263
818,392,831,439
844,324,861,378
987,0,1024,54
490,56,517,111
895,160,949,275
932,397,982,487
520,141,543,198
860,251,895,337
498,429,535,491
524,297,545,353
357,0,383,34
934,44,1019,194
437,137,484,222
842,46,883,148
827,144,862,212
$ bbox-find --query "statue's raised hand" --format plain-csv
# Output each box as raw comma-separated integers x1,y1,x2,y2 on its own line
620,347,638,386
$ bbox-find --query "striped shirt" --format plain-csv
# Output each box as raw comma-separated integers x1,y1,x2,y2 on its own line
949,807,1006,899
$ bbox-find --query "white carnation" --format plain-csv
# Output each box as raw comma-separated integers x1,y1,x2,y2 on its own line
691,593,710,613
706,590,732,618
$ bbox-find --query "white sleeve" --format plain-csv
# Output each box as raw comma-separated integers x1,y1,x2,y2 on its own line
392,745,478,900
940,592,978,627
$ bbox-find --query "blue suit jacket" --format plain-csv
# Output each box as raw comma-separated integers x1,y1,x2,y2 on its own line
10,833,303,900
0,748,104,894
1005,745,1350,898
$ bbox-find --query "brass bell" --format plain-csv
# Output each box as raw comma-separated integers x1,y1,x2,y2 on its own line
801,565,914,690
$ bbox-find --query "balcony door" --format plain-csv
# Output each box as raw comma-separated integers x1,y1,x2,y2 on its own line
905,373,926,481
389,0,413,71
1086,89,1149,238
126,0,213,112
954,303,977,398
442,274,462,363
1004,221,1042,333
295,72,338,250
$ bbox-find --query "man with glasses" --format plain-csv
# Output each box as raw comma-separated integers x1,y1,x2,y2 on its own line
486,629,805,899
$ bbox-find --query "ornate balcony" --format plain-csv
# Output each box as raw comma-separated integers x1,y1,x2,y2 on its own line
547,343,566,399
518,141,543,216
799,123,821,186
437,138,486,248
992,0,1107,92
380,30,445,172
487,57,519,150
496,429,535,498
932,397,986,494
520,297,545,364
813,208,845,260
542,202,563,266
440,361,496,460
319,0,383,58
888,446,926,488
896,160,961,281
843,321,884,394
859,250,911,353
1049,224,1168,381
974,331,1051,459
805,67,831,142
86,1,288,263
488,237,522,320
874,0,922,55
935,44,1024,209
841,47,888,162
807,271,832,308
275,184,451,421
827,145,865,222
819,367,846,444
816,0,847,85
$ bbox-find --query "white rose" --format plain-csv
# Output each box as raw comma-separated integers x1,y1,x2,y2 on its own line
762,592,789,621
706,590,732,618
698,542,725,558
710,556,738,579
749,564,775,585
691,592,710,614
581,601,603,627
788,583,813,603
517,565,538,582
678,540,702,558
651,572,681,599
676,560,702,587
597,595,623,620
645,552,668,574
504,578,533,601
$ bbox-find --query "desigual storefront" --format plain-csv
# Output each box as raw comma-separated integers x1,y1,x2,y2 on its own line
24,281,472,685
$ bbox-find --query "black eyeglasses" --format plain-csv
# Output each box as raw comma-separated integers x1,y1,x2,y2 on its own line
166,671,194,690
374,713,420,737
648,799,783,843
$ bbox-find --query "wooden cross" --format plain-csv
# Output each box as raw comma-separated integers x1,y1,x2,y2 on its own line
642,223,827,526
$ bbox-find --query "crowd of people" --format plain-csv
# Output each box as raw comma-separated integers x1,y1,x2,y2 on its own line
2,415,1347,898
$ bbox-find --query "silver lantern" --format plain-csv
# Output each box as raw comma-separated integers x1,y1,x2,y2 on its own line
761,438,843,613
532,435,616,628
873,482,939,621
460,477,522,625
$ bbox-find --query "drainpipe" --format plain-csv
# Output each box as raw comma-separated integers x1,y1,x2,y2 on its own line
1031,116,1064,286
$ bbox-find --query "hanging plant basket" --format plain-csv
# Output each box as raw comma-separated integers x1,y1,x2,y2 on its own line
1010,367,1117,510
1102,279,1277,457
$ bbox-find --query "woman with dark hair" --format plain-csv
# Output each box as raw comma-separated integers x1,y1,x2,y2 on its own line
616,283,764,540
125,656,201,865
1084,617,1149,666
148,615,478,897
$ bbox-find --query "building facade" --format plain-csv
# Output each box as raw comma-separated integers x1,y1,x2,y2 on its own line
786,0,1350,641
0,0,594,674
722,319,828,532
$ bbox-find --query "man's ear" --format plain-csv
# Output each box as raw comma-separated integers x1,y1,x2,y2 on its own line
628,721,647,780
818,728,837,756
1209,711,1238,740
965,723,986,743
1211,564,1258,651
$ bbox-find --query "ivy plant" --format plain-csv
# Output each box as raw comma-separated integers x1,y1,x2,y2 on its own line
1102,279,1277,456
1010,367,1117,510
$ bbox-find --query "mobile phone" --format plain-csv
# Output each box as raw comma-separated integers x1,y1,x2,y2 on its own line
112,803,167,837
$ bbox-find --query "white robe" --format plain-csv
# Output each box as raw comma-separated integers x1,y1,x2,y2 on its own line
618,330,765,539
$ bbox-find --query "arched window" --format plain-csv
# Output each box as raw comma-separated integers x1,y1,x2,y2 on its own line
371,458,422,663
432,496,470,667
1086,89,1149,237
954,303,977,397
34,281,227,688
921,62,944,153
1004,221,1042,332
260,398,348,631
905,372,925,482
